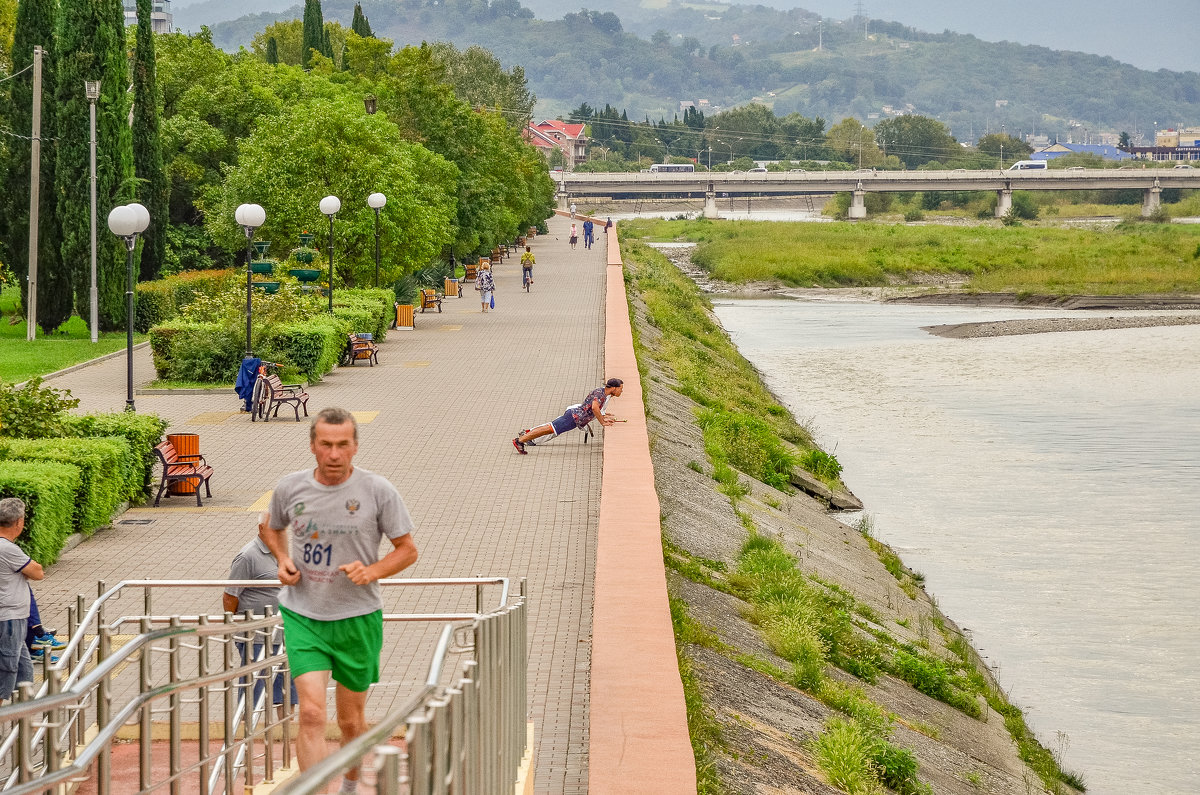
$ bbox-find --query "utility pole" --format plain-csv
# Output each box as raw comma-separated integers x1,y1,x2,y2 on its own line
26,46,43,341
87,81,101,342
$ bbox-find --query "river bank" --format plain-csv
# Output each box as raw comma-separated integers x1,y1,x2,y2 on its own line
653,242,1200,339
623,239,1083,794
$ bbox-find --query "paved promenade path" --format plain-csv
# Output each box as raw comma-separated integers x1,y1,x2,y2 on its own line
37,214,605,794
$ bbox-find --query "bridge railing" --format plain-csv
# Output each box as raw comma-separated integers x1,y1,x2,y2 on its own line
0,577,526,794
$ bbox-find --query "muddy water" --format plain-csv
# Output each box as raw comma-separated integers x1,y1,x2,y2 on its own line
712,298,1200,794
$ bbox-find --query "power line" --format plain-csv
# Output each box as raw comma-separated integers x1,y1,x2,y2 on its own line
0,63,33,84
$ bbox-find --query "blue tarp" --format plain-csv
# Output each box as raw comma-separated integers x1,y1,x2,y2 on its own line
235,357,261,411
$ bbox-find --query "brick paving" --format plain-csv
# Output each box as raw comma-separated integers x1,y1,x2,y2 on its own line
34,214,606,794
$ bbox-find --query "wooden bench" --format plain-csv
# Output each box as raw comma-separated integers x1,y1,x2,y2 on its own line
153,440,214,507
462,261,478,281
419,288,443,313
262,373,310,420
344,334,379,367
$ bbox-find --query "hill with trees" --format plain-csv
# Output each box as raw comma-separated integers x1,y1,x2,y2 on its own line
206,0,1200,144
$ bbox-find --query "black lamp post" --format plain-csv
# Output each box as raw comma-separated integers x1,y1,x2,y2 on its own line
106,202,150,412
320,195,341,313
367,193,386,287
234,203,266,357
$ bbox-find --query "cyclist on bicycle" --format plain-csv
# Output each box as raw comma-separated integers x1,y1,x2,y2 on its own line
520,246,535,286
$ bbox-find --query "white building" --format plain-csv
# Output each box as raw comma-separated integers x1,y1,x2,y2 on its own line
123,0,172,33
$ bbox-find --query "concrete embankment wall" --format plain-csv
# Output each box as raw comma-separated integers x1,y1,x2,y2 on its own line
587,218,697,793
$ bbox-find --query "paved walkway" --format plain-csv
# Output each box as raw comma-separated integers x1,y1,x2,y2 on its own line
36,214,606,794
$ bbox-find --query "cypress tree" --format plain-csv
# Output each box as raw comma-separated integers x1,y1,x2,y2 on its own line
339,40,348,71
4,0,69,332
55,0,134,331
301,0,323,68
350,3,373,38
322,25,332,59
132,0,167,281
265,36,278,65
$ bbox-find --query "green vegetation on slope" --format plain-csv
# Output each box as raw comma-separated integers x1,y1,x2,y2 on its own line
623,218,1200,295
626,239,1086,792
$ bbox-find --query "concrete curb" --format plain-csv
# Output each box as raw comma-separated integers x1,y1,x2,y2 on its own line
589,224,697,792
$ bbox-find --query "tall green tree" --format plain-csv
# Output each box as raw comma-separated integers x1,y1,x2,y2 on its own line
300,0,323,69
54,0,133,330
206,96,458,288
2,0,65,331
350,2,372,38
265,36,278,65
873,114,959,168
133,0,168,281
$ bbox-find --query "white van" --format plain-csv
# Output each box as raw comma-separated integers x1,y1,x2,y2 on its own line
1007,160,1047,171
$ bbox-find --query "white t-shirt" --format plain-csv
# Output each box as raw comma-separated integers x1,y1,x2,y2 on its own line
269,467,414,621
0,538,31,621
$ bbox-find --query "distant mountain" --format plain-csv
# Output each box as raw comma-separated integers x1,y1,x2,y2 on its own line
204,0,1200,143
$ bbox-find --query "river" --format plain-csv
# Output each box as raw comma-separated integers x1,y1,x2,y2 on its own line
710,297,1200,794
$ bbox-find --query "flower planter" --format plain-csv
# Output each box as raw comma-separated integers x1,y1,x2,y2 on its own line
250,261,274,274
288,268,322,283
293,248,317,264
252,281,281,294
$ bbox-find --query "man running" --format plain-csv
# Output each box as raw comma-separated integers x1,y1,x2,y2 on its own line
512,378,623,453
261,408,419,794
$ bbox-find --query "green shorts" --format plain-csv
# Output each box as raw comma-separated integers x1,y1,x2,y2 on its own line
280,606,383,693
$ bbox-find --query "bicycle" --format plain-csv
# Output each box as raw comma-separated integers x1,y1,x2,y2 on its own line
249,361,281,422
523,267,532,292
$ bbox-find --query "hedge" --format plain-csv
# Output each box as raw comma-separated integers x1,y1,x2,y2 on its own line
260,315,346,381
335,288,393,341
134,280,178,333
149,322,243,382
0,437,130,533
0,460,82,563
63,412,169,501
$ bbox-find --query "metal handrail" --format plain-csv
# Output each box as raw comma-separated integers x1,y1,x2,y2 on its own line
0,578,514,793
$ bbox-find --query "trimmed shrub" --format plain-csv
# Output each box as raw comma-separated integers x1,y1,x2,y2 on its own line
168,268,239,310
0,437,129,532
0,460,82,563
0,378,80,439
331,306,377,338
336,288,393,340
149,322,243,382
63,413,169,501
134,280,178,333
260,315,346,381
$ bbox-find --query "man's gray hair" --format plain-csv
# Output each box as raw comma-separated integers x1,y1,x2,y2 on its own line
0,498,26,528
310,407,358,441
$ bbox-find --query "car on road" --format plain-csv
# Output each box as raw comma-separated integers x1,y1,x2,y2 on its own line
748,167,768,173
1174,163,1195,169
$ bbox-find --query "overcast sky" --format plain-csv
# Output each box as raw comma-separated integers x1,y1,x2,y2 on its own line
790,0,1199,74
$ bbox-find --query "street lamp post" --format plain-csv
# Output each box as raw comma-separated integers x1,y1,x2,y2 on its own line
367,193,386,287
106,202,150,412
320,195,341,313
86,80,100,343
234,203,266,357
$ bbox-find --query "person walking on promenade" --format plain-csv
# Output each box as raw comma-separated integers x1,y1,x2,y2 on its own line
475,261,495,312
225,512,298,716
260,408,419,793
512,378,624,453
520,246,535,287
570,202,577,219
582,219,594,249
569,223,578,250
0,498,42,702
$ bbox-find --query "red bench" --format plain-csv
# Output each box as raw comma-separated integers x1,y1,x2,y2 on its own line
262,374,310,421
153,440,214,507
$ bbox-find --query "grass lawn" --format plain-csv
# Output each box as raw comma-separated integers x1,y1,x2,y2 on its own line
624,217,1200,295
0,287,146,384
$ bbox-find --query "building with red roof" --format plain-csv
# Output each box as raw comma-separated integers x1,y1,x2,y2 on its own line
526,120,589,169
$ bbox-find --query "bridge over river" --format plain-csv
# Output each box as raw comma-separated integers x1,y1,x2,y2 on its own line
554,168,1200,218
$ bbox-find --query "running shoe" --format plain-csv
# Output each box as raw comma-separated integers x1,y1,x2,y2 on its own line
30,648,59,663
512,437,527,454
32,633,66,650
